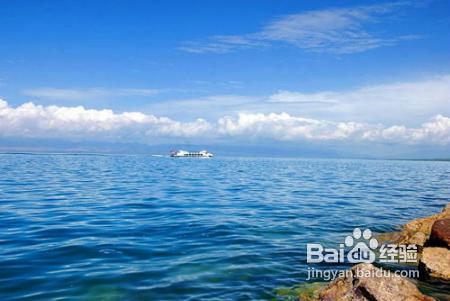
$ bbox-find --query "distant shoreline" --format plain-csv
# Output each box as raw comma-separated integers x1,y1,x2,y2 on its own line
0,151,449,162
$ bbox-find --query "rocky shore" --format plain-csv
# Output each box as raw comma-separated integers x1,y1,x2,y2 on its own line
319,263,435,301
379,203,450,283
283,203,450,301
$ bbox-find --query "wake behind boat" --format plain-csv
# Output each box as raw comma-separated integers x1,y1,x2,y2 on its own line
170,150,213,158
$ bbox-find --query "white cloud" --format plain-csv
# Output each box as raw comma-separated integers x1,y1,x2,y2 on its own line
217,112,367,141
180,2,418,54
270,75,450,105
218,112,450,145
1,99,449,145
23,87,161,100
0,100,211,141
268,90,339,104
179,35,269,54
267,75,450,124
142,75,450,126
363,115,450,144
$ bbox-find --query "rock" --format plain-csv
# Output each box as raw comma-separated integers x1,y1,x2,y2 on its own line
295,283,327,301
275,282,327,301
319,263,435,301
444,203,450,214
419,247,450,281
299,204,450,300
427,218,450,248
319,275,355,301
378,203,450,248
407,231,429,247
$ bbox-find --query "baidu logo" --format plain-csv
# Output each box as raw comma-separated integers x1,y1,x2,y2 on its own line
345,228,378,263
307,228,380,264
306,227,420,281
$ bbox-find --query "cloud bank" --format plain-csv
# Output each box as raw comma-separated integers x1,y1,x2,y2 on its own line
143,74,450,125
180,2,418,54
1,99,449,145
269,75,450,105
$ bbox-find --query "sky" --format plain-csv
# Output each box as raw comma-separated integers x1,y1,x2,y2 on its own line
0,0,450,157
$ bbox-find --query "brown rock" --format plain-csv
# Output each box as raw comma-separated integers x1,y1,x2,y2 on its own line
319,263,435,301
407,232,429,247
419,247,450,281
427,218,450,248
377,203,450,248
319,275,357,301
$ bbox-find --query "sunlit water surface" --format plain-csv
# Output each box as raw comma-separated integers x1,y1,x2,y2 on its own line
0,154,449,300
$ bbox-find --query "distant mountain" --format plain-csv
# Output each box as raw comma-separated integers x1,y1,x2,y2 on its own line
1,137,449,160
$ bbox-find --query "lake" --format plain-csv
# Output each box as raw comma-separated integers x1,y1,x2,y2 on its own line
0,154,449,300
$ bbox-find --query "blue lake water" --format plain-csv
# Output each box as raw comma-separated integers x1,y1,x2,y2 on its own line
0,154,449,300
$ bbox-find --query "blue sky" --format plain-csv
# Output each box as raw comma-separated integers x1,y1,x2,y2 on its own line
0,0,450,157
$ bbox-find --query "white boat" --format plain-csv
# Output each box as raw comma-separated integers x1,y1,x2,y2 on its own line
170,150,213,158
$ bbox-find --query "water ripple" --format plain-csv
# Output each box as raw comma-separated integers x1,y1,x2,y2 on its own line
0,154,449,300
